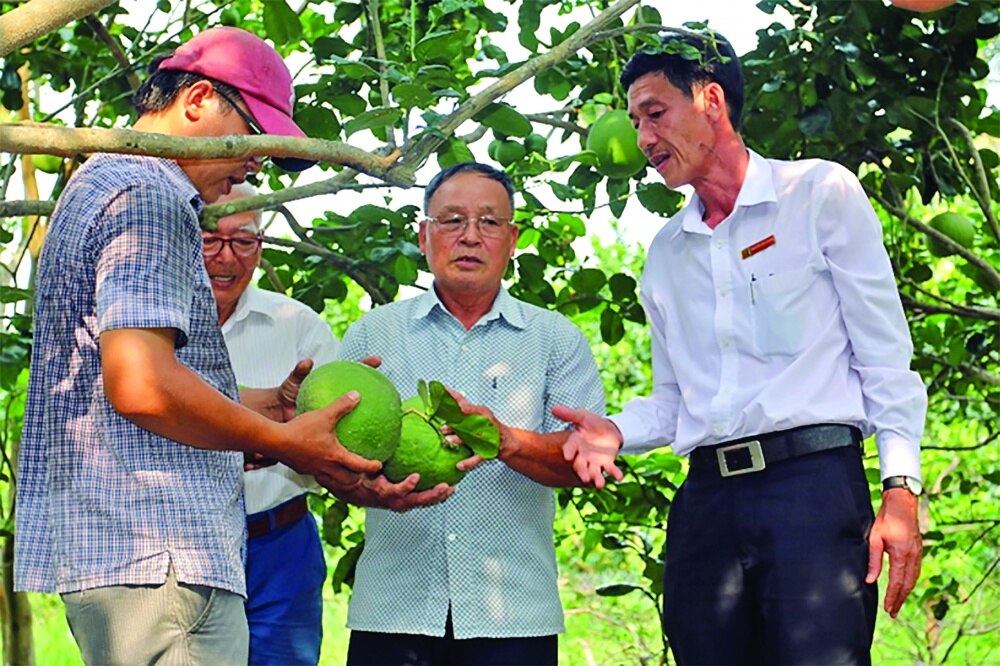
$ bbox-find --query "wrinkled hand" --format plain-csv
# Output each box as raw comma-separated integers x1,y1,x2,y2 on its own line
325,472,454,512
277,391,381,489
867,488,922,618
240,359,313,424
552,405,624,489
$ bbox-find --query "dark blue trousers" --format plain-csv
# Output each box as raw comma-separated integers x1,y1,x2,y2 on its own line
347,610,557,666
663,446,878,665
246,501,326,666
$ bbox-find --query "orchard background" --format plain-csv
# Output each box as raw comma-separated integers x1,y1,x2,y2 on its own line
0,0,997,663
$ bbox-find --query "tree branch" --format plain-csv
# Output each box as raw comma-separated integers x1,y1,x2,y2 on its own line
366,0,396,152
944,117,1000,243
0,123,407,183
899,288,1000,322
399,0,641,170
84,15,140,92
867,186,1000,292
0,0,116,57
525,112,586,137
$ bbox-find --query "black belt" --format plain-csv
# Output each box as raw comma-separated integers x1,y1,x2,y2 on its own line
689,424,862,478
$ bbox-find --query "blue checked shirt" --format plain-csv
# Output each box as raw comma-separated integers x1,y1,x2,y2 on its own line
15,155,246,596
340,287,605,639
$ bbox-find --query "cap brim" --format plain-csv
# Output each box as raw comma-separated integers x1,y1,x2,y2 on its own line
241,93,317,172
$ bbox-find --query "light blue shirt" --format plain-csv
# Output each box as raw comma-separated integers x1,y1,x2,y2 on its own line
339,286,604,639
16,155,245,596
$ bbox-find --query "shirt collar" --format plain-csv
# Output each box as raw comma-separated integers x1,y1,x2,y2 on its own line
411,284,526,330
677,149,778,236
224,286,274,331
158,157,204,215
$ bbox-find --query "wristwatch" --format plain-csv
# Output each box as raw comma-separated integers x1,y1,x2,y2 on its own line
882,475,923,496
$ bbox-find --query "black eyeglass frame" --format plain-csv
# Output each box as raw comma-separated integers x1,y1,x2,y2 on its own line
202,234,264,258
214,87,266,165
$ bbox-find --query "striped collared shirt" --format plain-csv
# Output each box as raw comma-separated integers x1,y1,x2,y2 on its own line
15,155,246,595
340,286,605,639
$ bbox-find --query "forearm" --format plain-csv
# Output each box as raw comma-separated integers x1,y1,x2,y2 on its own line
500,428,582,487
102,328,286,456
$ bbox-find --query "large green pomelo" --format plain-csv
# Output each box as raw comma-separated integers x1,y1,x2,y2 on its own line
296,361,402,461
586,109,647,179
927,212,975,257
383,396,472,491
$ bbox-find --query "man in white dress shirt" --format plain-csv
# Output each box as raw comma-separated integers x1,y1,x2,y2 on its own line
553,30,928,664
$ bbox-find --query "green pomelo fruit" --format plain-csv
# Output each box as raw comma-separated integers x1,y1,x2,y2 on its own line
487,139,501,161
383,396,472,491
31,154,62,174
525,133,547,155
296,361,402,461
494,140,526,167
586,109,647,179
927,212,975,257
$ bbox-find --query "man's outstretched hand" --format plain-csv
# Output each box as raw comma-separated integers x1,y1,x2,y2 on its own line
552,405,624,489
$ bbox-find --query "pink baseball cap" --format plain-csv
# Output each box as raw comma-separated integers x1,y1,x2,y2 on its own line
157,27,314,171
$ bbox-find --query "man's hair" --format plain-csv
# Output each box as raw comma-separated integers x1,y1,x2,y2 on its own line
133,53,245,115
219,182,262,233
620,30,745,131
423,162,515,214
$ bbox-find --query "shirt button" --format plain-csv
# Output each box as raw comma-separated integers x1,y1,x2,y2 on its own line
460,345,469,353
714,424,725,436
718,288,729,297
721,337,731,347
715,240,724,249
447,533,456,542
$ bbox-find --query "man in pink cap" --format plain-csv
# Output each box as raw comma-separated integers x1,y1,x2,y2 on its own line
15,26,448,666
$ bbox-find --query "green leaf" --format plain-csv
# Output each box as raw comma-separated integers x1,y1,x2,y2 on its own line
262,0,302,45
426,381,500,459
636,182,683,216
314,35,354,61
437,139,476,169
333,2,364,24
600,308,625,345
392,83,435,107
344,107,403,137
608,273,637,302
797,104,832,137
417,379,431,412
596,583,642,597
322,501,349,546
0,287,32,304
475,103,533,138
414,30,469,64
571,268,607,294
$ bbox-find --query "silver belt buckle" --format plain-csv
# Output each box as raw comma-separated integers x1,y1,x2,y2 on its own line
717,440,766,477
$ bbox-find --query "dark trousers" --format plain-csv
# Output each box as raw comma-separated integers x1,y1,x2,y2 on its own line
347,610,557,666
663,446,877,665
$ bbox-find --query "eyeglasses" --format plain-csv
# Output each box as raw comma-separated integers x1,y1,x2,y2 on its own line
214,87,266,165
425,214,513,240
202,235,263,258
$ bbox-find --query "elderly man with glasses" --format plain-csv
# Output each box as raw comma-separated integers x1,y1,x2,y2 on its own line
203,182,334,665
16,27,448,666
339,162,605,666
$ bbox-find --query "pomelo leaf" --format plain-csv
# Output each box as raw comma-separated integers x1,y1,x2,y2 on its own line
425,380,500,459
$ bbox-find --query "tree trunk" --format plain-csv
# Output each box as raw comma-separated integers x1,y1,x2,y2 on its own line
0,0,117,57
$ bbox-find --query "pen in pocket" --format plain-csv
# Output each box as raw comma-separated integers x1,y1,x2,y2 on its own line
750,273,756,305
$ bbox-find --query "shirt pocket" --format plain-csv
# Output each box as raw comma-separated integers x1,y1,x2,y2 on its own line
751,266,818,356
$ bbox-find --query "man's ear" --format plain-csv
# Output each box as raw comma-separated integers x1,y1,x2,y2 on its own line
508,224,519,259
701,82,727,124
418,219,428,255
181,80,216,123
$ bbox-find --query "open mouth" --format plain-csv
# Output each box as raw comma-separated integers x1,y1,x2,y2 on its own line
650,151,672,169
209,275,237,286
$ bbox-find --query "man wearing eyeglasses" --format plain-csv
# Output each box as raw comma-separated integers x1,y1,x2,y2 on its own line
15,27,446,666
204,182,336,666
340,162,605,665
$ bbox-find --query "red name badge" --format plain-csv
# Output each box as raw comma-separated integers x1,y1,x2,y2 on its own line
741,235,776,260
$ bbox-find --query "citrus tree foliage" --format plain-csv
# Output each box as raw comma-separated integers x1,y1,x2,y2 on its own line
0,0,998,663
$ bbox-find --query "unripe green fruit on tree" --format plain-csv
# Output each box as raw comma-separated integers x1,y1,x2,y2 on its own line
927,212,975,258
494,140,526,167
525,133,547,156
586,109,647,179
31,154,62,174
296,361,402,462
383,396,472,490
